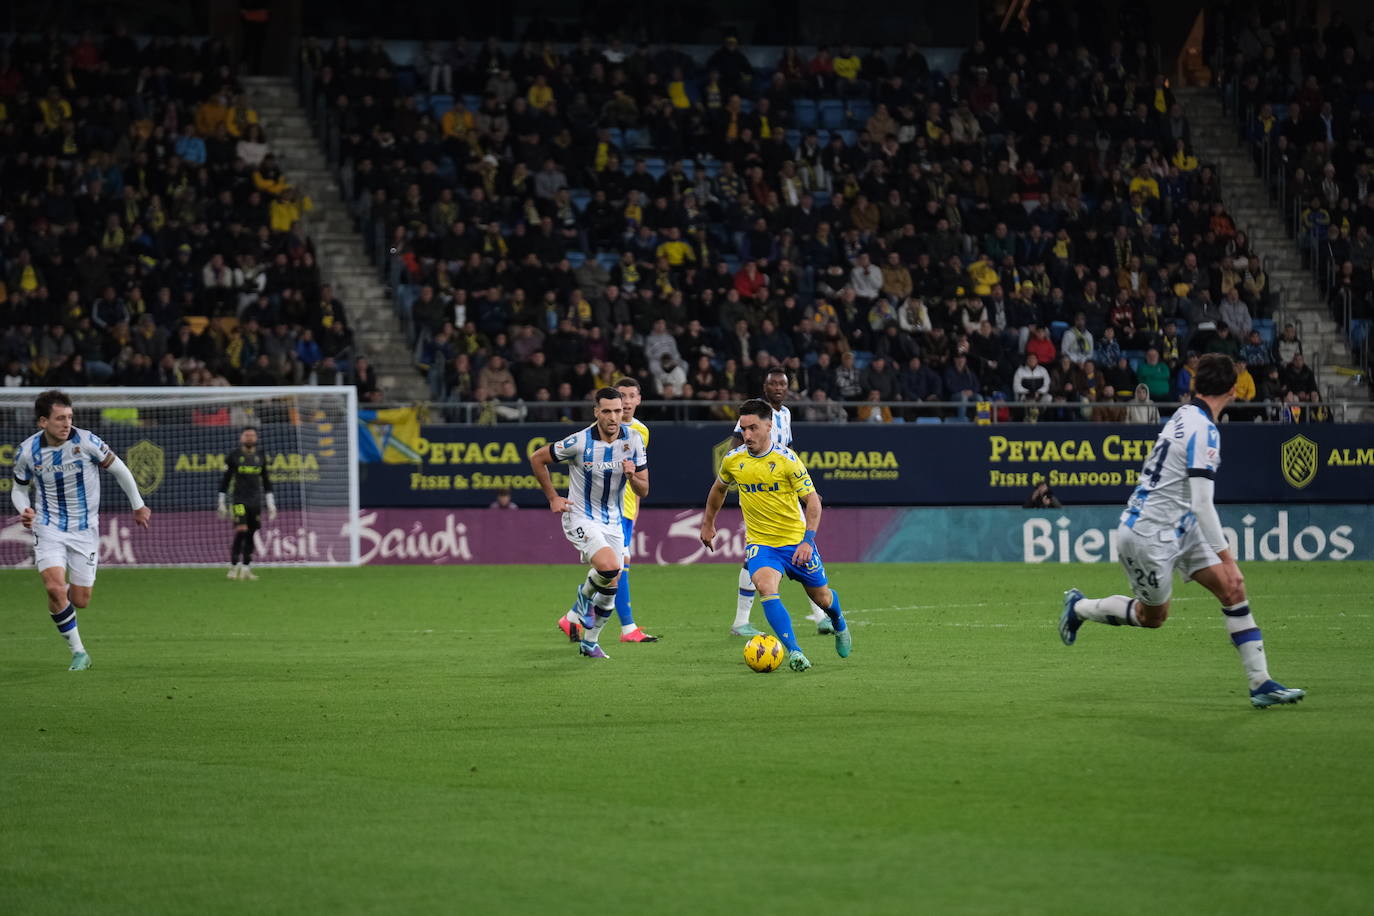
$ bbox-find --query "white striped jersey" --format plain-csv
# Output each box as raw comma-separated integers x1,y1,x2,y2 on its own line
733,403,793,448
12,427,113,533
1120,403,1221,540
551,424,647,525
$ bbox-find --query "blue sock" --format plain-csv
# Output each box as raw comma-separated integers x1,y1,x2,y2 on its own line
760,595,799,652
615,565,635,626
823,589,846,632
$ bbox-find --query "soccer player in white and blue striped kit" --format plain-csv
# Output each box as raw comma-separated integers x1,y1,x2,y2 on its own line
530,387,649,660
1058,355,1305,708
10,390,152,670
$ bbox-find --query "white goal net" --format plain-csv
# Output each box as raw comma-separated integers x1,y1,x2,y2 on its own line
1,386,359,567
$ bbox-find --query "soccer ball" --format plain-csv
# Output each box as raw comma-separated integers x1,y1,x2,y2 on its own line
743,634,784,672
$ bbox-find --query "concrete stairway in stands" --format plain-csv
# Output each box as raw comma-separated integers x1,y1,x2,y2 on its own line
1176,87,1361,404
241,75,425,401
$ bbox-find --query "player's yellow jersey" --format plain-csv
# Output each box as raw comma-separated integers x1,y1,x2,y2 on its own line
621,417,650,520
716,444,815,548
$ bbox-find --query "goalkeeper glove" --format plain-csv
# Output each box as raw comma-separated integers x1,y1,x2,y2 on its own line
266,493,278,521
216,493,228,520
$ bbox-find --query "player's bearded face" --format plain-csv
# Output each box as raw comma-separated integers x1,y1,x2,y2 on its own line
596,398,623,436
742,417,771,452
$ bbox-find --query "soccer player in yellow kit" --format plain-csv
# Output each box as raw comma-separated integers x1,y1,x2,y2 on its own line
699,399,851,671
613,377,658,642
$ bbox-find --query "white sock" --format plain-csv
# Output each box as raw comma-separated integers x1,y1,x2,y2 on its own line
804,597,827,622
734,566,755,627
1223,602,1270,689
1075,595,1139,626
620,623,638,635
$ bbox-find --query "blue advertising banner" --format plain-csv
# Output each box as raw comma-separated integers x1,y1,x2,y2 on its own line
358,422,1374,508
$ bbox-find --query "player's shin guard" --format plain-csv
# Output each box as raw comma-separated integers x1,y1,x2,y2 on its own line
230,531,245,564
734,565,756,627
1223,602,1271,689
51,602,85,655
760,595,800,652
583,568,619,643
241,530,257,567
615,564,635,628
1074,595,1140,626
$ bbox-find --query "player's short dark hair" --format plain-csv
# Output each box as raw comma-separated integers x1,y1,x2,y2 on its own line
739,398,772,422
241,425,258,434
593,386,623,405
613,377,640,391
765,366,789,381
34,389,72,420
1194,353,1238,396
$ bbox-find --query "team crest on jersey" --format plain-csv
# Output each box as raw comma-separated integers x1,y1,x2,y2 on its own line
129,439,166,494
1280,434,1317,489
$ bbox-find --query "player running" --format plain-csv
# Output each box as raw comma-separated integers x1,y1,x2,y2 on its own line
217,426,278,580
727,367,832,637
700,398,850,671
10,389,152,670
531,387,649,660
1058,353,1305,709
558,378,658,643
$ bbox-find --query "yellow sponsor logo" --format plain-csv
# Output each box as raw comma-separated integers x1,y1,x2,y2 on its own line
128,440,166,494
1280,435,1318,489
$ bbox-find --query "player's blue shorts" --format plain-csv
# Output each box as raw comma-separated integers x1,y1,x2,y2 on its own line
745,543,828,588
621,516,635,557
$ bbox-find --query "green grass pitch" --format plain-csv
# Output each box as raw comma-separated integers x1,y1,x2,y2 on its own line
2,562,1371,915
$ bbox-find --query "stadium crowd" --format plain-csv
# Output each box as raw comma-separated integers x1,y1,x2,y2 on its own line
1225,10,1374,339
3,11,1368,422
0,27,365,397
302,13,1351,422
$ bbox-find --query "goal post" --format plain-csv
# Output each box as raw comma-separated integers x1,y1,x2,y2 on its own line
1,386,360,568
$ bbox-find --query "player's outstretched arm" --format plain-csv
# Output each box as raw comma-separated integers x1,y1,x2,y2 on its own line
101,452,152,528
699,479,729,551
529,444,568,513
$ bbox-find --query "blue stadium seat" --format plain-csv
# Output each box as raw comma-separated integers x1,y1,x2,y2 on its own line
853,350,873,370
430,94,454,118
794,99,818,130
596,252,620,270
624,128,653,151
606,128,625,149
836,129,857,146
1349,319,1371,349
566,251,587,268
818,100,846,130
570,190,591,212
812,191,831,207
785,129,802,149
740,98,754,114
849,99,874,125
889,416,905,423
643,157,667,180
915,416,942,424
1049,321,1069,340
945,415,972,423
462,94,482,112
